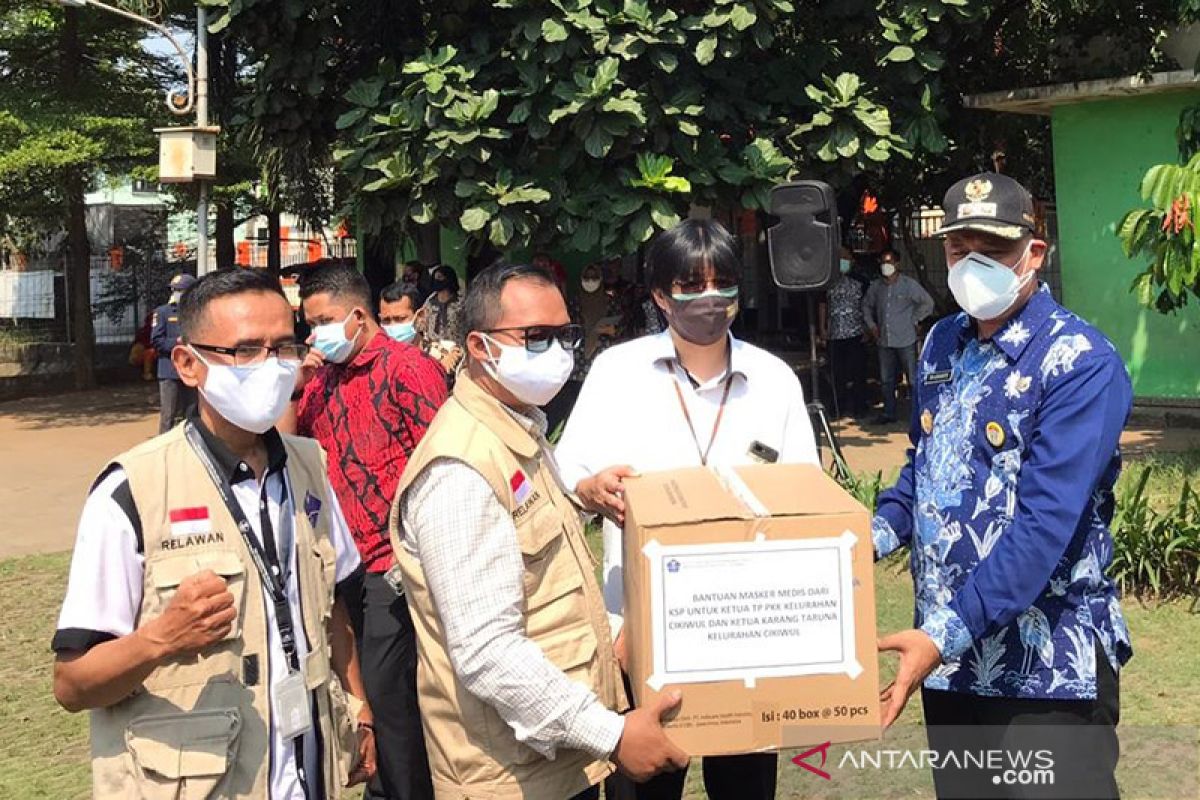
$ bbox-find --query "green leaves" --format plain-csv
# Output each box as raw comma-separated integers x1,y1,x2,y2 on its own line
541,18,569,43
1118,149,1200,313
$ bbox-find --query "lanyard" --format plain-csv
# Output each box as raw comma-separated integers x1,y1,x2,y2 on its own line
671,363,734,467
185,422,302,673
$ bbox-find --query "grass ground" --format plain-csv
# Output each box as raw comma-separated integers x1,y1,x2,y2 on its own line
3,453,1196,798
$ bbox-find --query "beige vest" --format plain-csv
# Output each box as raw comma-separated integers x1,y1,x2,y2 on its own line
390,372,626,800
89,425,360,799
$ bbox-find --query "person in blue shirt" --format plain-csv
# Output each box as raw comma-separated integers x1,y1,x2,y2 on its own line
149,273,197,433
874,173,1132,799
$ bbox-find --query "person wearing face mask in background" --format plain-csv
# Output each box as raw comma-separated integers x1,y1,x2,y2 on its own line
390,263,687,799
149,272,199,433
818,245,870,418
861,248,935,425
556,219,820,800
873,173,1133,800
379,282,424,346
544,262,622,432
51,268,375,798
414,265,465,345
284,262,448,800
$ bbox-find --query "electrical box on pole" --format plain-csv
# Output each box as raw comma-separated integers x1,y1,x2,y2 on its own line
154,126,220,183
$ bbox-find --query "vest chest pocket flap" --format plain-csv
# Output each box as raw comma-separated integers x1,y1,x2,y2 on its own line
148,551,247,641
520,527,585,618
124,707,241,800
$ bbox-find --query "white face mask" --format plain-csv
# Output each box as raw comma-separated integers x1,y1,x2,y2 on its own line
478,334,574,406
190,348,299,434
311,310,361,364
881,262,897,278
581,278,602,293
947,242,1035,321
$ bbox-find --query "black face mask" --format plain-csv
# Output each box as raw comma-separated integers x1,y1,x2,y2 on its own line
431,275,452,292
666,293,738,345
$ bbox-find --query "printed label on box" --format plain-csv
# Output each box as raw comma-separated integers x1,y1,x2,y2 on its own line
643,532,862,690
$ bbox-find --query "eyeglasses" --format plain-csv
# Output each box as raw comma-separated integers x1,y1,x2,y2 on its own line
672,277,739,298
483,324,583,353
189,342,309,367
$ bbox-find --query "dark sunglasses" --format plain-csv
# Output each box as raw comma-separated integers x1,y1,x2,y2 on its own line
484,324,583,354
673,276,739,296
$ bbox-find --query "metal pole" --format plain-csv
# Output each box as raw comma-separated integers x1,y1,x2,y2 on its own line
195,5,210,275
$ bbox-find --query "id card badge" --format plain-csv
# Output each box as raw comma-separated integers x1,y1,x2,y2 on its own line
274,670,313,740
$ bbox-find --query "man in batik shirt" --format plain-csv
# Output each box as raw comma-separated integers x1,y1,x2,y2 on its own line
874,173,1132,800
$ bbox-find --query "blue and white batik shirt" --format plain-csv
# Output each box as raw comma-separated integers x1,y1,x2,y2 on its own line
873,285,1133,700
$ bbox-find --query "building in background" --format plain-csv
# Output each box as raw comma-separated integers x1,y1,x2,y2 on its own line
966,69,1200,403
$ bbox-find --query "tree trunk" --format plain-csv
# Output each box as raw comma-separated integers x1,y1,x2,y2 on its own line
414,222,441,266
362,231,396,304
60,8,94,389
267,209,281,277
215,202,235,269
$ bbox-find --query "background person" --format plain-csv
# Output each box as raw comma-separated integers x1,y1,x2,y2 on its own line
861,249,934,425
556,219,820,800
289,262,448,800
392,263,687,799
52,268,373,798
819,245,870,418
379,282,424,345
874,173,1132,799
414,264,464,345
149,272,198,432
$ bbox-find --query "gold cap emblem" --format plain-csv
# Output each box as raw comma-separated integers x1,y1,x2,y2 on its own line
964,179,993,202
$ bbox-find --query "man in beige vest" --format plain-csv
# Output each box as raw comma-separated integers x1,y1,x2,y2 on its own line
391,263,688,800
52,268,374,798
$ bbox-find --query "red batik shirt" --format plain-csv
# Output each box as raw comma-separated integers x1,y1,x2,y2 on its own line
297,331,448,572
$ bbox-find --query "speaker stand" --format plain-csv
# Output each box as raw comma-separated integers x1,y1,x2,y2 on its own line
805,294,851,483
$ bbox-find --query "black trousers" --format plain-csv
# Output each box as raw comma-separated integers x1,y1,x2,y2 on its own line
922,643,1120,800
157,379,196,434
605,672,778,800
826,337,868,417
359,572,434,800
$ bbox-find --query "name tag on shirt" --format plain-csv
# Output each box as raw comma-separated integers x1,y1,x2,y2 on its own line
274,670,313,740
924,369,952,385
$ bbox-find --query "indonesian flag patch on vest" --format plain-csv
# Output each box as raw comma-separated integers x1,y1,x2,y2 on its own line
169,506,211,537
510,470,532,504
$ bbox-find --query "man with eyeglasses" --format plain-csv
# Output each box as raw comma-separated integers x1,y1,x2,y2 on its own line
283,261,448,800
389,262,688,800
52,268,375,798
556,219,819,800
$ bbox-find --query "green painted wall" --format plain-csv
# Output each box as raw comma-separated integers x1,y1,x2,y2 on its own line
1052,93,1200,399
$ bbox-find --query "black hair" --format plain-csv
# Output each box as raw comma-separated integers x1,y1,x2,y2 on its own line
881,248,900,261
178,268,286,340
462,263,556,339
430,264,461,295
645,218,740,295
380,281,422,309
297,260,372,307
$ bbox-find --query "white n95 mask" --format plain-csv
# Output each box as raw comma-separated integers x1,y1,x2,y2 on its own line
479,334,574,406
190,349,299,434
947,243,1034,321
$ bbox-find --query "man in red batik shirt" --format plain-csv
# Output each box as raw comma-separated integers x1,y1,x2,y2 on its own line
284,262,447,800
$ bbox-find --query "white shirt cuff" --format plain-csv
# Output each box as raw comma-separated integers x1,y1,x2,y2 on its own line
563,702,625,761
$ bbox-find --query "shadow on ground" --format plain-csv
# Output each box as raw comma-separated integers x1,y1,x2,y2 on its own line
0,381,159,429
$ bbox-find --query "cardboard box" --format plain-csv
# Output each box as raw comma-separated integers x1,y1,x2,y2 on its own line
622,463,881,757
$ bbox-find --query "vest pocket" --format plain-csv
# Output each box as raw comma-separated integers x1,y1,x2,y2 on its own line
522,539,585,617
124,708,241,799
326,677,364,789
149,551,247,642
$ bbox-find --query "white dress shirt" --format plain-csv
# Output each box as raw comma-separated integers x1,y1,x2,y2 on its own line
398,406,625,762
54,432,361,800
554,331,820,633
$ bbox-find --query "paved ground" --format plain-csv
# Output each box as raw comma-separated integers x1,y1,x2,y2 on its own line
2,382,1199,559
